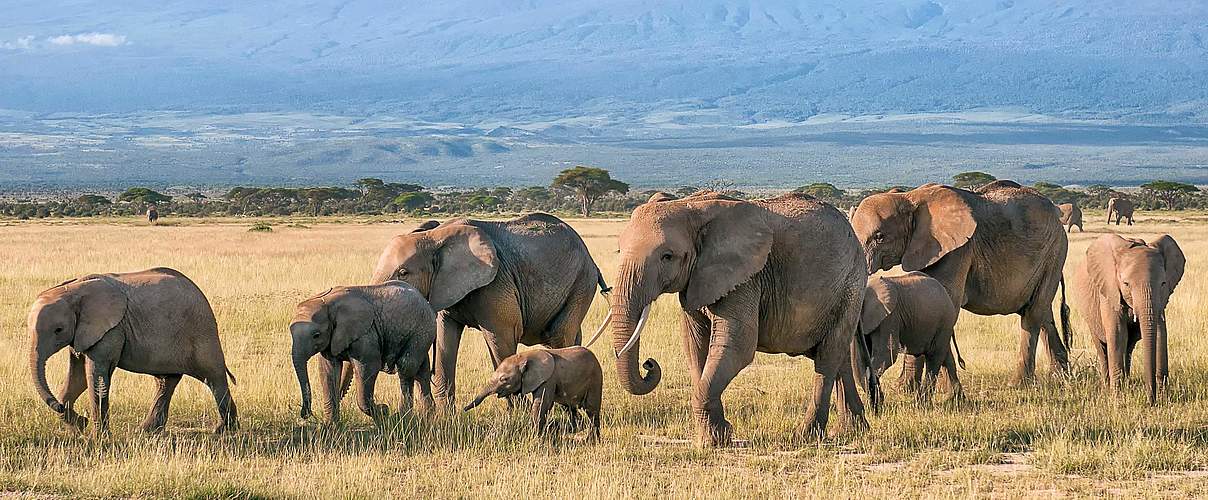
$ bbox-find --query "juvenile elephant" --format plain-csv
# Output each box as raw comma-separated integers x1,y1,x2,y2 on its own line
463,347,603,441
609,191,868,446
1058,203,1083,232
28,268,237,434
852,182,1070,385
291,282,436,424
1071,234,1184,404
1107,197,1134,225
370,213,607,409
855,272,962,410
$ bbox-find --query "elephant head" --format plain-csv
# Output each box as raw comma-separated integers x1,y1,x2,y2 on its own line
463,350,555,411
290,289,374,419
28,276,127,414
608,193,773,395
370,221,498,311
853,277,897,411
1086,234,1184,404
852,185,977,274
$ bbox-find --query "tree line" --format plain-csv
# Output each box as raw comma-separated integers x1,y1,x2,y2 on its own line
2,168,1206,220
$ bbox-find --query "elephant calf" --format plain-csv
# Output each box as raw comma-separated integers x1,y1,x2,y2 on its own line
464,347,603,441
28,268,237,434
856,272,963,409
1072,234,1184,404
291,281,436,424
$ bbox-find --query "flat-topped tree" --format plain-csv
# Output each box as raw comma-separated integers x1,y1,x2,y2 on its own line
1140,180,1201,210
794,182,844,202
118,187,171,205
552,165,629,217
951,171,996,190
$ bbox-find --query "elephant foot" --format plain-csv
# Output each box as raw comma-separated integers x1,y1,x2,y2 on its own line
140,421,167,434
696,419,734,448
212,419,239,434
829,414,869,438
62,411,88,433
1008,372,1037,388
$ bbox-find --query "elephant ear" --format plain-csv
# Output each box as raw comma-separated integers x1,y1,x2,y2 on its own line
429,224,499,310
683,200,774,310
902,188,977,272
72,278,127,352
860,278,895,336
519,350,556,395
330,294,374,356
1085,234,1133,310
1152,235,1185,292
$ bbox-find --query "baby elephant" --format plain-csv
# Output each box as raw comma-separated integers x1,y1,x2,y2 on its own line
855,272,963,410
291,281,436,424
1072,234,1184,404
463,347,603,441
28,268,237,435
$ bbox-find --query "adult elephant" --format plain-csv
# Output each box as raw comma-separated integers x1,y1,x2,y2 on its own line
370,213,607,409
851,181,1071,385
1107,197,1135,225
608,191,868,446
1058,203,1083,232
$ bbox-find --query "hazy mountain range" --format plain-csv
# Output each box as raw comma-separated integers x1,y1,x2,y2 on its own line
2,1,1207,189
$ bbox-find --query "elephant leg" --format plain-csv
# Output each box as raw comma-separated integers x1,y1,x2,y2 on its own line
900,353,925,394
681,310,711,387
1026,298,1069,379
397,374,415,415
694,309,758,447
940,348,963,402
433,313,464,410
1124,335,1139,378
410,355,435,415
561,403,582,432
205,371,238,434
529,385,555,434
1094,340,1109,385
140,374,182,433
353,360,387,422
338,362,355,399
317,356,344,424
58,351,89,432
84,357,116,436
833,347,869,433
918,350,944,404
1103,312,1127,391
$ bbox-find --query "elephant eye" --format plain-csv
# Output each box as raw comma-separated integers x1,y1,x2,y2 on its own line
873,231,885,243
53,327,63,334
661,252,674,262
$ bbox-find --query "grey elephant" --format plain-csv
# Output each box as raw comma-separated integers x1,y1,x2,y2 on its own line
1072,234,1184,404
1107,197,1134,225
608,191,868,446
28,267,237,434
291,282,436,424
1058,203,1083,232
370,213,608,409
463,347,603,441
855,272,963,410
852,181,1070,385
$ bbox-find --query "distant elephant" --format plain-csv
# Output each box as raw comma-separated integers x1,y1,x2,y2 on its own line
1071,234,1184,404
1058,203,1083,232
1107,197,1134,225
28,267,237,434
146,206,159,225
463,347,603,441
855,272,962,411
608,191,868,446
851,182,1071,385
370,213,608,409
291,281,436,424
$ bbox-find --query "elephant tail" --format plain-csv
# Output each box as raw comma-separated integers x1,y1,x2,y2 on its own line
1059,276,1072,351
226,367,238,386
951,334,967,370
597,270,612,297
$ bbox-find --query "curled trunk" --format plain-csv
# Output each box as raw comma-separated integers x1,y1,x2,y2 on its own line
29,338,63,413
610,299,661,395
293,352,313,419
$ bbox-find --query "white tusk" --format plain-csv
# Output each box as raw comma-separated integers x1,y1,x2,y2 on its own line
583,308,612,348
616,305,650,359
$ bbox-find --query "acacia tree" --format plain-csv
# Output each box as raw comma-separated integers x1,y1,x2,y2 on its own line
951,171,996,190
794,182,844,202
551,166,629,217
301,187,358,216
1140,180,1200,209
118,187,172,204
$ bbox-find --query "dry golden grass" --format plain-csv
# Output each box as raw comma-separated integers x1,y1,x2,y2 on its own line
1,212,1207,498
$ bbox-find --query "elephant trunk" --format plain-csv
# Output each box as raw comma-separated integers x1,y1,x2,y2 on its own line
462,384,497,411
1138,288,1160,405
609,265,662,395
292,350,313,419
29,336,64,414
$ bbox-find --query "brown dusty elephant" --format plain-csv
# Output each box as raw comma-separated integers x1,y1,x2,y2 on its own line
1058,203,1083,232
851,181,1071,385
854,272,963,411
291,281,436,424
463,347,603,441
1107,197,1135,226
608,191,868,446
370,213,607,409
1071,234,1184,404
28,267,237,435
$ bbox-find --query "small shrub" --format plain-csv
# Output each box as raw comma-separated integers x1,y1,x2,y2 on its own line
248,222,273,232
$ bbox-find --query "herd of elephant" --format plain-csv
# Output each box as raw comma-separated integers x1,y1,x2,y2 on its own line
25,182,1184,447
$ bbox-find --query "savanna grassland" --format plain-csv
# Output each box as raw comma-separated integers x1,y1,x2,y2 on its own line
1,212,1207,498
